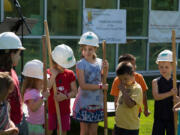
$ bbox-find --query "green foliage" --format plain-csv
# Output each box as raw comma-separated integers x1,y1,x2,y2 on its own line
152,0,178,10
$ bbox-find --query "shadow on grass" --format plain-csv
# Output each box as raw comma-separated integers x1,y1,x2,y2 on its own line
68,119,113,135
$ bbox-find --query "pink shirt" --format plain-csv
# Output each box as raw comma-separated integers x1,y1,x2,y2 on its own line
24,89,44,125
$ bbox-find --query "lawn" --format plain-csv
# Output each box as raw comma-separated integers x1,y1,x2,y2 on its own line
69,100,154,135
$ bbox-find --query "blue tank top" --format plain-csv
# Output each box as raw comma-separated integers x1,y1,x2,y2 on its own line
73,58,103,113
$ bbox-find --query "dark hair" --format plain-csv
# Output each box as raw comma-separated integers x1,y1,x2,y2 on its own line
118,54,136,63
0,49,19,72
0,72,14,101
80,45,97,59
116,62,134,76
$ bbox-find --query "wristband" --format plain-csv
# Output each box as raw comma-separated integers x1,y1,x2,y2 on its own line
99,83,103,89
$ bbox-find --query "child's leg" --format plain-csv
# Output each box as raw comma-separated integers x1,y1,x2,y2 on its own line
61,114,70,134
48,114,57,135
166,120,174,135
88,123,98,135
80,122,88,135
152,119,165,135
48,130,54,135
62,131,67,135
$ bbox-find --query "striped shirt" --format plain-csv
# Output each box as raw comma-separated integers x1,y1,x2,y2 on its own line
0,101,9,130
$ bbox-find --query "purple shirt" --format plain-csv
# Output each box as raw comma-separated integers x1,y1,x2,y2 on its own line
24,89,44,125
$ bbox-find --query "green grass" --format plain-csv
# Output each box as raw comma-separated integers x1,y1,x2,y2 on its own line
69,100,154,135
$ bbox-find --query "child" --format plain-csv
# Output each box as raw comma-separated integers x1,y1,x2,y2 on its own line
0,32,28,135
0,72,19,135
152,50,177,135
22,59,50,135
110,54,150,116
114,62,143,135
47,44,77,135
73,31,109,135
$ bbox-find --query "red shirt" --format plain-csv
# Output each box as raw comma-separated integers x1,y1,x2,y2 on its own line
47,69,76,116
8,69,23,124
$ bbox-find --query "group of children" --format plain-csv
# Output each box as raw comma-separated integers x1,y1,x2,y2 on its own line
0,30,179,135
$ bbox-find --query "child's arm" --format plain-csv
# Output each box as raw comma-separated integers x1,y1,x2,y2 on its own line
0,120,19,135
122,92,136,108
54,81,77,102
173,101,180,112
26,98,44,112
0,129,18,135
152,79,177,101
47,68,59,89
68,80,78,98
143,91,150,117
119,84,136,108
77,69,108,91
114,96,118,109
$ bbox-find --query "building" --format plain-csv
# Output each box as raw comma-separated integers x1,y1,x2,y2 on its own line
0,0,179,77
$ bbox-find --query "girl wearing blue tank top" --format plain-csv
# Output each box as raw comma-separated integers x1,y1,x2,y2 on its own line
152,50,177,135
73,31,109,135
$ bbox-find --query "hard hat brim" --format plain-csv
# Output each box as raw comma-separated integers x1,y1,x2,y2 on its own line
19,46,26,50
57,58,76,69
22,72,43,80
0,46,26,50
156,60,174,64
78,42,99,47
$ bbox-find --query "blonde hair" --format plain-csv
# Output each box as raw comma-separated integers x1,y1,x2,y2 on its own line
80,45,97,59
21,77,40,100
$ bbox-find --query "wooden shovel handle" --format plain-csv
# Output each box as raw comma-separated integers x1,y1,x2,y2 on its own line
102,40,108,135
172,29,177,135
44,20,62,135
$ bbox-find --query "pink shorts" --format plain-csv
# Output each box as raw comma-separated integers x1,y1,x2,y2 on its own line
48,114,70,131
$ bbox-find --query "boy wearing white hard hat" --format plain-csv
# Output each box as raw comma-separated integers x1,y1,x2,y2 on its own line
152,50,177,135
47,44,77,135
0,32,28,135
73,31,109,135
22,59,49,135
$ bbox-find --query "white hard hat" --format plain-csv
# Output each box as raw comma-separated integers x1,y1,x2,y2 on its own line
52,44,76,68
156,50,173,64
22,59,43,80
79,31,99,47
0,32,25,50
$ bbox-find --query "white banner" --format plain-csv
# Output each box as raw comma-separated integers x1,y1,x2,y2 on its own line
149,11,180,43
83,8,126,44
